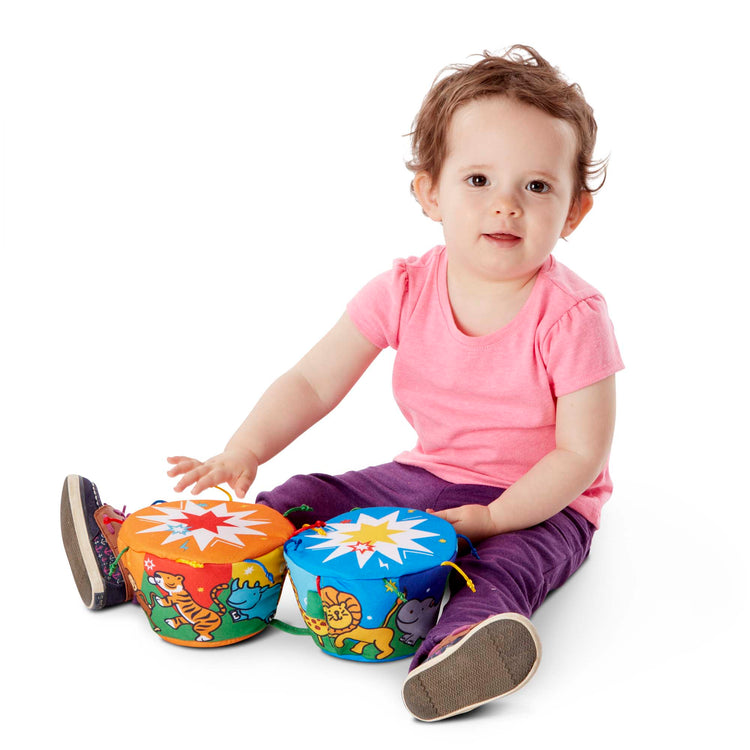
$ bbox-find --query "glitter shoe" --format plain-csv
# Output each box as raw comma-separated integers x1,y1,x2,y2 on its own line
60,474,132,609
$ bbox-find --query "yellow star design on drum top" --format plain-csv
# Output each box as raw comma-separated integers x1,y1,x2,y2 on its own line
343,522,400,546
305,511,439,568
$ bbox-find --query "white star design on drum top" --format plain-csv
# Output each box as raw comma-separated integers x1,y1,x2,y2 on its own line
135,500,269,551
305,511,439,568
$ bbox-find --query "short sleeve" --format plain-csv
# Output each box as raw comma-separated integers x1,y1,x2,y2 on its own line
541,296,624,397
346,259,410,350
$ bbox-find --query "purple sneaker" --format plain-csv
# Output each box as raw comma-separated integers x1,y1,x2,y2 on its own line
60,475,131,610
402,613,541,721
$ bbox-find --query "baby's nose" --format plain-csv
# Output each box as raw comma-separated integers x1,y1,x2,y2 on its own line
492,192,521,216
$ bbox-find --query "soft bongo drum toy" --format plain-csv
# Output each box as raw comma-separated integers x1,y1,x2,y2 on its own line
117,496,294,647
283,507,473,662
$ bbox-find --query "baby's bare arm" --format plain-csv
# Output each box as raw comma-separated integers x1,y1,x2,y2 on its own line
168,313,380,498
433,375,616,541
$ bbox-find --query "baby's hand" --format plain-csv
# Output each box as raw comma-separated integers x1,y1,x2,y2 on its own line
429,504,497,543
166,450,259,499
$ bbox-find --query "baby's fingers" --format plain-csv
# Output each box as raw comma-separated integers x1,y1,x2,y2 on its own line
166,456,202,478
231,471,255,500
172,463,215,493
189,467,234,496
428,508,460,522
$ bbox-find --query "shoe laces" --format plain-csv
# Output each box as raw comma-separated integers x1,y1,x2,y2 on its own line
101,506,128,534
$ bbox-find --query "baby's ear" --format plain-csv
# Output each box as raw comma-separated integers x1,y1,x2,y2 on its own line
412,171,442,222
561,191,594,238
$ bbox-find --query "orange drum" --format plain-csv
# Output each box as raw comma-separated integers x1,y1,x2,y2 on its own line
118,497,294,647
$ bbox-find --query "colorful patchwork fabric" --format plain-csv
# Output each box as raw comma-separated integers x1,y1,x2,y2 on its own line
118,498,294,647
284,507,458,662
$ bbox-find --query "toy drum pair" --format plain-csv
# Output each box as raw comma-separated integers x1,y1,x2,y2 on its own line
117,497,294,647
283,507,463,662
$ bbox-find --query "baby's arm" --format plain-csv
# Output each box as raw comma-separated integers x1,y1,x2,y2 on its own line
433,375,616,541
168,312,380,498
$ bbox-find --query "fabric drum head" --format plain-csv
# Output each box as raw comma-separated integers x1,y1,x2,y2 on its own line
118,498,294,647
284,507,457,662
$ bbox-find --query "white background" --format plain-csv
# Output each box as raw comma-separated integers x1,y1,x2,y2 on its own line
2,1,747,747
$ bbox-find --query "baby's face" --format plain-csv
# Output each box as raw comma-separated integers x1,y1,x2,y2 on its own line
418,95,590,287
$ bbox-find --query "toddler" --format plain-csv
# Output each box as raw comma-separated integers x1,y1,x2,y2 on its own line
62,45,623,722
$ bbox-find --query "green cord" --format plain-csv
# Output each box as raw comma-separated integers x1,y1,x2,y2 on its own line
283,504,313,518
269,619,315,637
109,546,129,577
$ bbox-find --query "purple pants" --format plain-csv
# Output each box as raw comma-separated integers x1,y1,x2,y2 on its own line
257,462,595,669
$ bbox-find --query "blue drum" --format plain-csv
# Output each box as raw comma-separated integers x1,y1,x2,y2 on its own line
283,507,460,662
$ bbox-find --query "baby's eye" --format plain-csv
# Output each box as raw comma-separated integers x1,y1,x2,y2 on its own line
526,180,550,194
467,174,488,188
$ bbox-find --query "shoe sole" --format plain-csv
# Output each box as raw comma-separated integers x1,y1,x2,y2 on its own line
402,613,541,722
60,475,105,609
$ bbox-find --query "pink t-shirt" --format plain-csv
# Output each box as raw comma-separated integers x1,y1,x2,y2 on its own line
346,246,624,528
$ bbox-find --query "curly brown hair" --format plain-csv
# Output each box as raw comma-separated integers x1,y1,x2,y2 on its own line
407,45,607,201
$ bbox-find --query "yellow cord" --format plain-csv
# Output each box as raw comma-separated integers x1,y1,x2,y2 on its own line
441,561,476,592
213,486,233,502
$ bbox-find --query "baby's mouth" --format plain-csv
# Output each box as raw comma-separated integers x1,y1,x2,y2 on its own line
484,232,522,245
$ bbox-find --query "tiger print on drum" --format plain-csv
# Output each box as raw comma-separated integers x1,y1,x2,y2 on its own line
118,498,294,647
149,571,228,643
